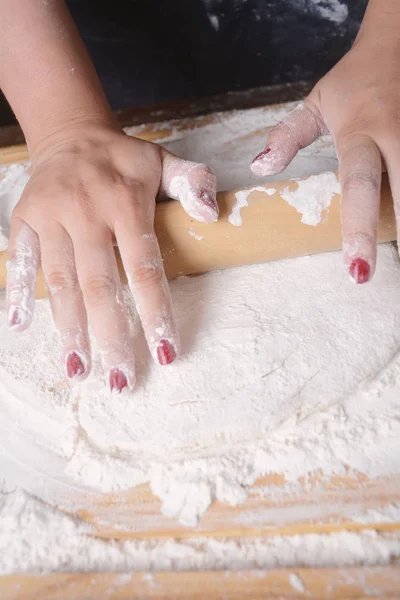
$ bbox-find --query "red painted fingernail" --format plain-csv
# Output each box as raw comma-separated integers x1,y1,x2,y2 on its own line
349,258,370,284
251,148,271,164
157,340,176,365
66,352,85,379
199,189,218,213
109,368,128,393
9,307,22,328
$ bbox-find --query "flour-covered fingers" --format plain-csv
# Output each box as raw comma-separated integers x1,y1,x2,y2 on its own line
6,219,40,331
251,101,327,177
39,225,90,381
72,229,135,393
160,150,218,224
116,220,179,366
337,135,381,284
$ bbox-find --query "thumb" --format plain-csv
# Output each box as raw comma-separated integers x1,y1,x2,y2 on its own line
250,97,328,178
160,149,218,224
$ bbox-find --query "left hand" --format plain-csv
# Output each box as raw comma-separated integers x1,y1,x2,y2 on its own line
251,36,400,284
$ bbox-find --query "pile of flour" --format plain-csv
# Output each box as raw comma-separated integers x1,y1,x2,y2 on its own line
1,489,400,574
1,242,400,527
1,103,400,573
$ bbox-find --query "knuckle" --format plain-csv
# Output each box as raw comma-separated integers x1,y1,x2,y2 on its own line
45,268,78,295
271,120,304,150
129,262,164,290
342,170,380,196
83,274,117,305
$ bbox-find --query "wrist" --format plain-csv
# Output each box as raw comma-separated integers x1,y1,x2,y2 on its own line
28,106,119,163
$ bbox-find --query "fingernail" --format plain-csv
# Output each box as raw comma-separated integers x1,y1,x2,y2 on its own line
66,352,86,380
9,307,22,328
199,189,218,211
251,148,271,165
349,258,370,284
198,189,219,221
109,368,128,393
157,340,177,366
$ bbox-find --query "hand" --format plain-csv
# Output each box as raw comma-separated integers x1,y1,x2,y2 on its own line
6,122,218,392
251,36,400,285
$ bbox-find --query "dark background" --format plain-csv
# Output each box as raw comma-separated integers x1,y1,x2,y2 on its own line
0,0,368,127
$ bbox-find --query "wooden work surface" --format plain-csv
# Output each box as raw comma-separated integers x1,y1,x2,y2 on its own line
2,567,400,600
0,103,399,597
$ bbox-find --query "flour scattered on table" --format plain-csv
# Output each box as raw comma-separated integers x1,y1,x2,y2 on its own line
1,489,400,574
0,164,30,246
289,573,306,593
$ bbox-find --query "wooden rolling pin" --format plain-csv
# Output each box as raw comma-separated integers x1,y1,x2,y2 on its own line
0,172,396,299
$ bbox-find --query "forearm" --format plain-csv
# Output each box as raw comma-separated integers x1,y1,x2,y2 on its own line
356,0,400,46
0,0,115,155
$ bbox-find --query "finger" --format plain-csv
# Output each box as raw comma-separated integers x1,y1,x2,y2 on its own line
250,100,327,177
337,134,381,284
160,150,218,224
381,141,400,269
6,219,40,331
39,224,91,381
115,204,179,366
71,228,135,394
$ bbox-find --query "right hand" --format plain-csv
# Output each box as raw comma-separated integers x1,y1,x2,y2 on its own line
6,121,218,393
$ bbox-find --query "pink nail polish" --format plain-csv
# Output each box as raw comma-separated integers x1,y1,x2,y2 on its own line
9,307,22,328
199,189,218,213
157,340,176,366
66,352,85,379
349,258,370,284
251,148,271,164
109,368,128,393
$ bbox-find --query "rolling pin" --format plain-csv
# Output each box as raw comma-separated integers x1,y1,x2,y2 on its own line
0,172,396,299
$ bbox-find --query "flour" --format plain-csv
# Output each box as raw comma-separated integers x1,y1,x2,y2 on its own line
289,573,305,592
308,0,348,24
1,490,400,575
290,0,348,24
208,14,219,31
281,171,340,225
2,244,400,528
0,163,30,249
229,185,275,226
189,229,203,241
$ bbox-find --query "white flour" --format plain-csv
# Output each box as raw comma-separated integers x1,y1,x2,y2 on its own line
290,0,348,24
229,185,275,226
189,229,203,240
281,171,340,225
0,103,399,573
1,489,400,574
2,245,400,528
309,0,348,24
